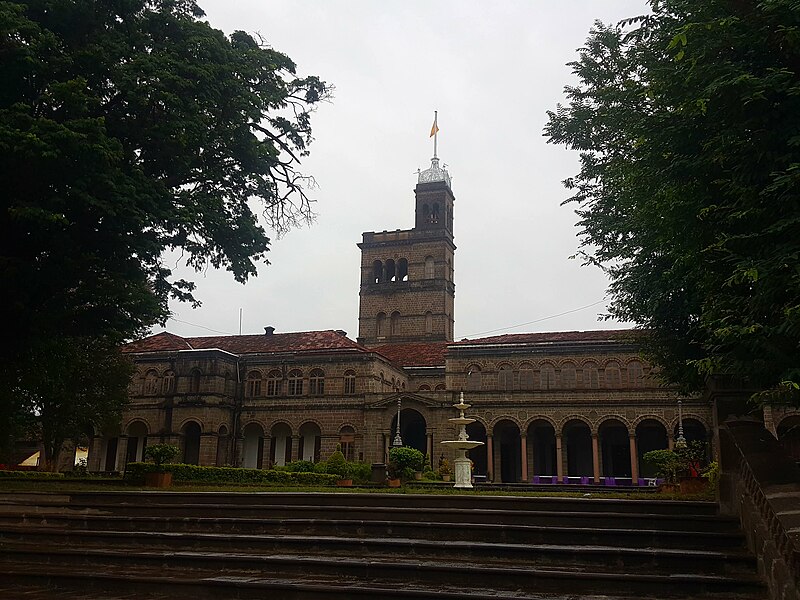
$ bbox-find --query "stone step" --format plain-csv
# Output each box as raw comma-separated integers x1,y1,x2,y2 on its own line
0,502,739,533
0,547,766,599
0,526,755,576
0,491,721,516
0,512,746,549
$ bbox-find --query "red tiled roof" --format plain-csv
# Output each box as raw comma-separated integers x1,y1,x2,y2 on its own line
372,342,449,367
124,330,366,355
453,329,642,346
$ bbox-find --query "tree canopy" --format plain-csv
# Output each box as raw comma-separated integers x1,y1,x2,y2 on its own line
545,0,800,403
0,0,329,464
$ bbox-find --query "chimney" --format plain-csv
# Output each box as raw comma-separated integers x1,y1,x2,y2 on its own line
335,330,347,337
264,326,275,336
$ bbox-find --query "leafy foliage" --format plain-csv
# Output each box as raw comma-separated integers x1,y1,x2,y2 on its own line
0,0,329,455
143,443,180,469
545,0,800,403
124,462,338,486
389,447,425,479
0,470,64,479
325,448,351,479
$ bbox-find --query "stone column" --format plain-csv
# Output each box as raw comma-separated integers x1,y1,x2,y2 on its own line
234,436,244,467
199,434,216,466
629,434,639,482
591,433,601,483
261,436,272,469
290,435,300,463
115,436,129,473
520,435,528,482
555,434,564,480
426,433,433,464
87,436,103,472
486,434,494,481
668,434,674,451
384,433,390,463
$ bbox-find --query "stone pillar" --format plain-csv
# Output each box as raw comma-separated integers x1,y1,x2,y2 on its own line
88,437,103,472
555,434,564,480
426,433,433,464
115,436,129,473
384,433,390,463
486,434,494,481
629,434,639,482
520,435,528,482
290,435,300,463
668,434,674,451
199,434,216,466
529,434,536,478
591,433,601,483
763,405,778,438
261,436,272,469
234,436,244,467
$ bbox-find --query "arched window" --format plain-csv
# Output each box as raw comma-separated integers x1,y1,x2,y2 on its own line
519,364,534,390
425,311,433,334
418,384,431,391
189,369,202,394
582,362,599,388
397,258,408,281
466,365,482,391
431,202,440,224
605,361,621,387
424,256,435,279
434,383,446,391
498,365,513,391
560,362,577,388
143,370,159,395
339,426,356,462
343,370,356,395
385,259,396,282
162,370,175,395
267,369,282,396
376,312,387,338
246,371,262,398
423,203,430,223
390,311,400,337
627,360,643,386
372,260,383,284
540,364,555,390
287,369,303,396
309,369,325,396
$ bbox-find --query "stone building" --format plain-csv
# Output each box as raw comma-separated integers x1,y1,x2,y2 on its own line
89,154,724,482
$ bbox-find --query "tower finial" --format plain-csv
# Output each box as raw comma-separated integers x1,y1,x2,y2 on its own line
429,110,439,159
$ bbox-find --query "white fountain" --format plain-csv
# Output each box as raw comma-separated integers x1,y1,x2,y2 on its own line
440,392,485,488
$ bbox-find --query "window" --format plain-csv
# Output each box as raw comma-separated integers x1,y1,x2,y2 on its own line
431,202,440,224
540,364,555,390
162,370,175,395
519,365,534,390
628,360,643,386
390,311,400,337
419,384,431,391
425,311,433,334
288,370,303,396
385,259,396,282
424,256,435,279
498,366,513,391
343,370,356,395
246,371,262,398
583,362,599,388
309,369,325,396
466,365,482,391
605,361,621,387
267,370,283,396
376,312,387,338
397,258,408,281
434,383,446,391
189,369,202,394
560,362,577,388
143,370,159,395
372,260,383,283
339,426,355,462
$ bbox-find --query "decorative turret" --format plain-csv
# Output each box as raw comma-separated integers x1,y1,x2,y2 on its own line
418,156,452,189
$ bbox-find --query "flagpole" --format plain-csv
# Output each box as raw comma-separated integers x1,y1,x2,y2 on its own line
433,110,438,158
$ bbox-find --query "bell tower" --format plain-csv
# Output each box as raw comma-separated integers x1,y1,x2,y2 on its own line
357,155,456,346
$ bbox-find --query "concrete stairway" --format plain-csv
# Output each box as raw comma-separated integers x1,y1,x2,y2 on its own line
0,491,766,599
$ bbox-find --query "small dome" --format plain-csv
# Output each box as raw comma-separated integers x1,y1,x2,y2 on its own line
418,157,451,189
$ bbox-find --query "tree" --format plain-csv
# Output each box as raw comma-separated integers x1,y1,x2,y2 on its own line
0,0,329,463
545,0,800,404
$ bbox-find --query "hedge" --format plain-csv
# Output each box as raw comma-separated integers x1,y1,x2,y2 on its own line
123,463,338,486
0,470,65,479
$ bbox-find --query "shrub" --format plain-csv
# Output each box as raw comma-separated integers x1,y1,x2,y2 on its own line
144,443,180,470
326,449,350,479
349,462,372,483
284,460,316,473
642,450,681,483
0,470,65,479
438,458,452,477
123,463,338,486
389,447,424,474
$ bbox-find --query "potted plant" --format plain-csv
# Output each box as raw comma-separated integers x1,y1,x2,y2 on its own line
326,446,353,487
676,441,709,494
386,460,401,487
389,446,425,483
143,443,180,488
438,458,452,482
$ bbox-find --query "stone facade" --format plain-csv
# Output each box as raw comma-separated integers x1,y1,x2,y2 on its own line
91,155,714,482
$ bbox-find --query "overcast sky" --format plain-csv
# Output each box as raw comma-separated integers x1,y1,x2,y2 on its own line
155,0,650,341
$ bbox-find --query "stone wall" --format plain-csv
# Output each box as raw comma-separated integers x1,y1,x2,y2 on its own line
718,419,800,600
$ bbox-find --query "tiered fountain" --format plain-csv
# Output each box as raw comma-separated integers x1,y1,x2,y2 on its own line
440,392,485,488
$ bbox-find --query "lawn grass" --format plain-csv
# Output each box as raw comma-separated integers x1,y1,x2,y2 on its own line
0,478,714,501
